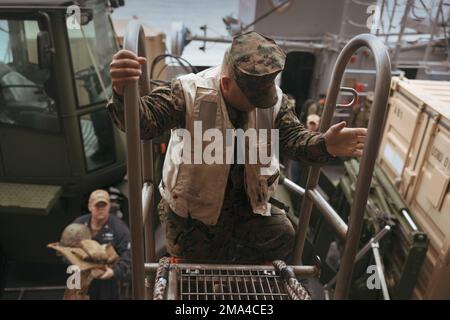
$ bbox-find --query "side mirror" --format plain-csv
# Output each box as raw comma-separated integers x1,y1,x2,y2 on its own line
37,31,53,69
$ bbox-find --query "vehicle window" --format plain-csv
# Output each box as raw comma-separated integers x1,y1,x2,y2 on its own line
0,19,59,132
67,2,117,107
80,109,115,171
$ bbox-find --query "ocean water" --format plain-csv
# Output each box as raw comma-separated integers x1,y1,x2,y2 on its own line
111,0,239,66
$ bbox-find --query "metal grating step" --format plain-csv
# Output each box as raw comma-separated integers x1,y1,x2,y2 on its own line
178,268,289,300
150,261,318,300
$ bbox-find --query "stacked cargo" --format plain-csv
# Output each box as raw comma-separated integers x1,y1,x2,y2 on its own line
333,159,428,299
378,76,450,299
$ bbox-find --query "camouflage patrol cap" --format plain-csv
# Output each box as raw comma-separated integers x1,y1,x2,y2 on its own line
227,31,286,108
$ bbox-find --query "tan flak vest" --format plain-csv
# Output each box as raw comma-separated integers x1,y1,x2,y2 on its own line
159,66,282,226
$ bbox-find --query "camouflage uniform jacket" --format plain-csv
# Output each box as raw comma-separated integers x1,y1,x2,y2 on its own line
106,75,332,218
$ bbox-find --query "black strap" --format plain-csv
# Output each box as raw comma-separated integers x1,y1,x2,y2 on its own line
269,197,290,212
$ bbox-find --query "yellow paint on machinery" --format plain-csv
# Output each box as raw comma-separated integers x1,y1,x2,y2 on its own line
378,76,450,299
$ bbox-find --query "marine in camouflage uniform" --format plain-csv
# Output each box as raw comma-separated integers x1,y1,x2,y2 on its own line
107,32,333,263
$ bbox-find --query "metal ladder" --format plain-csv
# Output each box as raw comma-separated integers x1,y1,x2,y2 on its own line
290,33,392,300
122,20,156,299
121,21,391,300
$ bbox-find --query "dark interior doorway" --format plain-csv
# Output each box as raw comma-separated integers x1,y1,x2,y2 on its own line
280,51,316,122
399,68,418,79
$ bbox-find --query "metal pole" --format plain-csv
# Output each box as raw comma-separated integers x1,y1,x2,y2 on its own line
188,34,330,51
376,0,386,36
324,225,391,289
144,263,320,278
123,20,148,300
281,176,306,196
339,0,351,41
306,189,348,240
392,0,413,69
142,182,155,262
137,24,156,265
291,34,391,300
423,0,444,63
385,0,398,43
141,135,156,265
371,242,391,300
332,35,391,300
291,167,317,265
240,0,293,32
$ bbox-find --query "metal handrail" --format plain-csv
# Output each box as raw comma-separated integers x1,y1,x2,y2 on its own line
123,25,391,300
323,225,391,289
290,33,391,300
336,87,358,108
123,20,155,300
144,263,321,278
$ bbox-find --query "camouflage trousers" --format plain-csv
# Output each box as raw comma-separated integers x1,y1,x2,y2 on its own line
158,199,295,263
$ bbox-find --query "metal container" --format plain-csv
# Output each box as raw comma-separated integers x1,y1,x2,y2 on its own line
409,107,450,299
377,76,450,299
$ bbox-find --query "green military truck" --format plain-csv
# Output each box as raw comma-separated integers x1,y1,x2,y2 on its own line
0,0,129,264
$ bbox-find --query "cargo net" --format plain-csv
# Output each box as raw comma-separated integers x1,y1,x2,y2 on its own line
153,258,311,300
